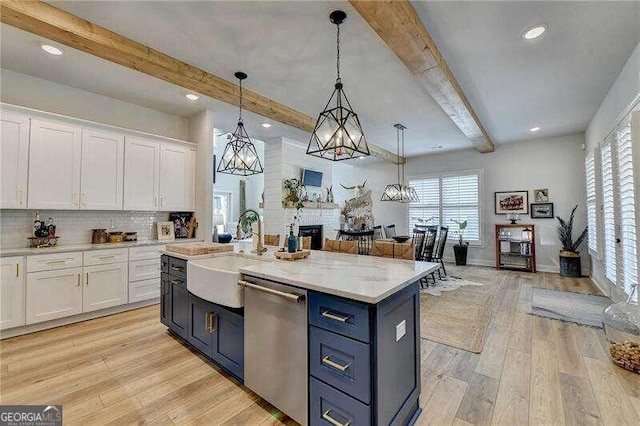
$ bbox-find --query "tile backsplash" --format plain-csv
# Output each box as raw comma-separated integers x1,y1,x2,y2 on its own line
0,210,170,248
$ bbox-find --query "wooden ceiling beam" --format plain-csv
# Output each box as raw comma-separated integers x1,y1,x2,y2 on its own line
0,1,403,163
350,0,495,153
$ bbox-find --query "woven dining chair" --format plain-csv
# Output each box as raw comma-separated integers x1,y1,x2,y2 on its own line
263,234,281,246
393,243,415,260
339,240,358,254
372,240,394,258
324,238,340,252
301,236,312,250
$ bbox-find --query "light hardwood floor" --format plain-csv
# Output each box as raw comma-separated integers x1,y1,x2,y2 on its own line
1,268,638,425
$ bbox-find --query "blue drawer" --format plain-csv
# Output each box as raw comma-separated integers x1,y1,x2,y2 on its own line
309,292,370,343
168,256,187,279
310,377,371,426
310,326,371,404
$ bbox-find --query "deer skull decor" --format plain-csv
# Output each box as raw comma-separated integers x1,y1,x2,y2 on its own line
340,180,367,198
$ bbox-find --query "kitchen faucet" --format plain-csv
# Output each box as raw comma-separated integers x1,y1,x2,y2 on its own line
236,209,267,255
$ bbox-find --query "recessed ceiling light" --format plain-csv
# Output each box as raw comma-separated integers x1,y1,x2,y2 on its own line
522,25,546,40
529,126,541,132
431,145,443,150
185,93,199,101
261,123,271,128
359,156,366,159
41,44,63,55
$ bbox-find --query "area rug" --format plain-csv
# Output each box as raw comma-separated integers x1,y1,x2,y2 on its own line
420,276,485,296
531,287,611,328
420,267,505,353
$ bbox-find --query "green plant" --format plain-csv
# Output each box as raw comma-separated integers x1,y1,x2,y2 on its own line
556,205,588,253
283,178,306,229
450,219,468,246
240,211,259,235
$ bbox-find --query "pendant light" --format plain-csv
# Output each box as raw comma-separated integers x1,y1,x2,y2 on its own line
307,10,370,161
217,72,264,176
381,124,419,203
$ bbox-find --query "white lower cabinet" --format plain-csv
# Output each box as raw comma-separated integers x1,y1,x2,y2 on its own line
129,278,161,303
26,267,83,324
83,263,128,313
0,256,25,330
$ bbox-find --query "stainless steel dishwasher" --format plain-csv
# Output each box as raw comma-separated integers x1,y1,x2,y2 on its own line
240,277,308,426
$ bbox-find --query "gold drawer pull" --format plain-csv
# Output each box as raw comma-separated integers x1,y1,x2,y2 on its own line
205,312,217,333
170,279,182,285
322,355,350,372
46,260,67,265
321,310,349,323
99,255,115,260
171,265,184,272
322,410,350,426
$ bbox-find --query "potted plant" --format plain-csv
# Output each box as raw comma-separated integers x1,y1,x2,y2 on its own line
556,205,588,277
450,219,469,265
283,178,306,252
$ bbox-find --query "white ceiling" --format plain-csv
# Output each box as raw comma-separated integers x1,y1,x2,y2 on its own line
1,1,639,157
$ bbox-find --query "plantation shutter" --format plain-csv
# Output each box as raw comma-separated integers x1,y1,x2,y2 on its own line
408,177,439,231
441,174,480,241
601,136,617,285
616,118,637,297
585,152,598,253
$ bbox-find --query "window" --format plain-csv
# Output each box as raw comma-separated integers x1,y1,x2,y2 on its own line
409,171,481,243
585,152,598,253
616,119,637,298
601,137,617,285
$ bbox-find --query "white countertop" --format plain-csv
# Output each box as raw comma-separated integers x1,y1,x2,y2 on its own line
0,238,203,257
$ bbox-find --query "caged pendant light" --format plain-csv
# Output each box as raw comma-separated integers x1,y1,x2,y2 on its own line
217,72,264,176
307,10,370,161
381,124,419,203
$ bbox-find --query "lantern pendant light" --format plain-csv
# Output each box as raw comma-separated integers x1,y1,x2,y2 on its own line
217,72,264,176
381,124,419,203
307,10,370,161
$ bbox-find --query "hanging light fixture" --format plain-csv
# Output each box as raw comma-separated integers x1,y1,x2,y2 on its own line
381,124,419,203
307,10,370,161
217,72,264,176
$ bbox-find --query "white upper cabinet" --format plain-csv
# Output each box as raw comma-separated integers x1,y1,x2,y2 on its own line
80,129,124,210
28,119,82,209
159,144,194,211
0,113,30,208
124,137,160,211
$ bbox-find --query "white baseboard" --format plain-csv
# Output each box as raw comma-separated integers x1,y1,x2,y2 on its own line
0,298,159,339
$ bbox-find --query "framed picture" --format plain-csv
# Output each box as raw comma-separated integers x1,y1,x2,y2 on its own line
169,212,194,239
495,191,529,214
531,203,554,219
533,188,549,203
157,221,175,241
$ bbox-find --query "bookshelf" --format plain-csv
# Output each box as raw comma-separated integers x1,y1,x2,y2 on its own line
495,224,536,272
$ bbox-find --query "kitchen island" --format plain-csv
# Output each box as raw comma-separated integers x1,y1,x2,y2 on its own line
160,247,438,426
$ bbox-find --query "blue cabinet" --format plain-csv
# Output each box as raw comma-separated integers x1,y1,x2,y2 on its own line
161,255,244,381
309,283,421,425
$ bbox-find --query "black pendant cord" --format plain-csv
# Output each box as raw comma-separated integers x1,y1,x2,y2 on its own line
238,78,243,123
336,23,341,82
396,126,401,184
401,126,406,184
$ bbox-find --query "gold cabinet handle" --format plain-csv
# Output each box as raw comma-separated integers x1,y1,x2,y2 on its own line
15,263,19,278
170,279,182,285
321,310,349,323
77,273,81,286
322,355,350,372
205,312,217,333
171,265,184,272
99,255,115,260
86,272,89,286
47,260,67,265
322,410,350,426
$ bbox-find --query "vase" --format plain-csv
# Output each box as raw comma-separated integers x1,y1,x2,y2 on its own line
453,245,468,266
603,284,640,374
288,229,297,253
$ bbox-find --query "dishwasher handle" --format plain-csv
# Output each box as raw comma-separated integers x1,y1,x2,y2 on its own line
238,279,305,303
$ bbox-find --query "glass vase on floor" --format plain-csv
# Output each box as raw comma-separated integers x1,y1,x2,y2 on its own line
603,284,640,374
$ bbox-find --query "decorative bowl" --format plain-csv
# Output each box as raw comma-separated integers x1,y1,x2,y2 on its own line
218,233,233,243
393,236,410,243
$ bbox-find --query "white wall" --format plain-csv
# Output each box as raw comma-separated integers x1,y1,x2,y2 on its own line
585,40,640,295
0,68,189,140
189,110,215,241
332,161,409,232
405,134,587,273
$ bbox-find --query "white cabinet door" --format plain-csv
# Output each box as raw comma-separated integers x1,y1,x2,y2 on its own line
129,278,160,303
0,113,30,208
81,129,124,210
159,144,189,211
28,119,82,209
0,256,25,330
124,137,160,210
185,148,197,211
26,268,83,324
83,263,128,313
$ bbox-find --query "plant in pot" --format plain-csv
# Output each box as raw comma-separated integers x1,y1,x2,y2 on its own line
450,219,469,265
556,205,588,277
283,178,306,252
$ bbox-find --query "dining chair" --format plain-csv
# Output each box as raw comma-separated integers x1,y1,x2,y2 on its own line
372,240,394,258
339,240,358,254
372,225,384,240
324,238,341,253
339,230,374,255
301,236,312,250
263,234,280,246
412,229,426,261
431,226,449,279
394,243,415,260
384,224,396,239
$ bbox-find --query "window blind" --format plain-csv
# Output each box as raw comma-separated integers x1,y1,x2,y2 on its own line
616,119,637,297
409,172,481,242
585,152,598,252
601,138,617,285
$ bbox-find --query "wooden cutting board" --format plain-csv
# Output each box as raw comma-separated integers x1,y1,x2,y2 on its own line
165,243,234,256
274,250,311,261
